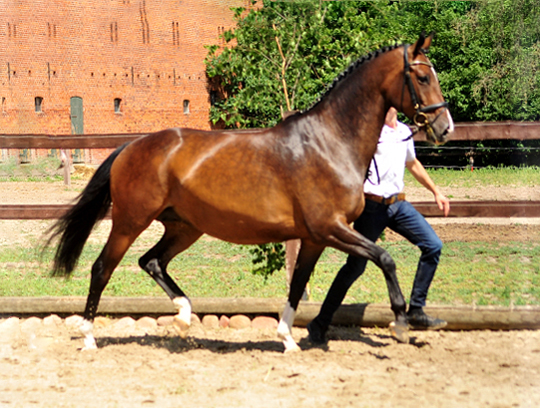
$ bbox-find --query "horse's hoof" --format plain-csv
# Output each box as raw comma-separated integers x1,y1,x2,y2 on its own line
389,321,409,344
284,343,301,354
173,316,190,339
81,338,97,351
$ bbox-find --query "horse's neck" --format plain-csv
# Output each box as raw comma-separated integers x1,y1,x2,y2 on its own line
304,84,387,170
283,51,398,173
330,58,395,158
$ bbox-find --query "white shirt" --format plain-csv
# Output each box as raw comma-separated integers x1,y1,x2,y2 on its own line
364,121,415,198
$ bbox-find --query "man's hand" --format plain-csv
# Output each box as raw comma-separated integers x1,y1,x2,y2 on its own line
406,159,451,217
434,192,450,217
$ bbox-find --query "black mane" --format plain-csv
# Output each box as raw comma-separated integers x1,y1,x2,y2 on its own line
297,43,403,116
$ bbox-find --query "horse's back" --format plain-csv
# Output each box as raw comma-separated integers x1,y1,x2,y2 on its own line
167,128,300,242
108,127,299,243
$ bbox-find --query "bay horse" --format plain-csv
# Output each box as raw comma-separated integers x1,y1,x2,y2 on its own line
47,33,454,352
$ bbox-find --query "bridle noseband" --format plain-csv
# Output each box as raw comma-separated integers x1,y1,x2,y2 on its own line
402,44,448,138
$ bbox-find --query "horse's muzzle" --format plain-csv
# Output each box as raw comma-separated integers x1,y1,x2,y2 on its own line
424,108,454,145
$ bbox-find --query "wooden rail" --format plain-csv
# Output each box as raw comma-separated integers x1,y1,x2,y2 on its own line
0,204,74,219
414,121,540,142
0,133,144,148
0,202,537,220
413,201,540,218
0,121,539,149
1,297,538,330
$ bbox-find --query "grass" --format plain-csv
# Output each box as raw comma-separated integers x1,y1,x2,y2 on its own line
404,165,540,188
0,231,539,307
0,157,65,182
0,166,538,306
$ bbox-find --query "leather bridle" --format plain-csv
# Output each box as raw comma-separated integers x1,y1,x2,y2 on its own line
402,44,448,140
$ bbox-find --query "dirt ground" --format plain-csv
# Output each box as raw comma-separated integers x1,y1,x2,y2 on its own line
1,179,540,408
1,317,539,408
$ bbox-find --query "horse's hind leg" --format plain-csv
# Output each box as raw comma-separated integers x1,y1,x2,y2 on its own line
138,219,202,338
327,222,409,343
277,240,324,353
81,224,146,349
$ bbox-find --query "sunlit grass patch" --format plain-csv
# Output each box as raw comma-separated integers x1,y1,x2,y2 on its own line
2,236,538,307
404,166,540,188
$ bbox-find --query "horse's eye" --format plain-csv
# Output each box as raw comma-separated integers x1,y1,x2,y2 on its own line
418,75,430,85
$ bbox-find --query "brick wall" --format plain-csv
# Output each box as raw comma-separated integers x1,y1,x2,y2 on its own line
0,0,247,164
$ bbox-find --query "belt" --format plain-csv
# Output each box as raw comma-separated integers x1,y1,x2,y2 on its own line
365,193,406,205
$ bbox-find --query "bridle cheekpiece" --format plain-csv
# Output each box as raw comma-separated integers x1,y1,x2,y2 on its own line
402,44,448,141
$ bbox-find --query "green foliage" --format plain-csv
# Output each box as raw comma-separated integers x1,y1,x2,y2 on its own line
440,0,540,121
248,242,286,280
206,0,429,128
207,0,540,124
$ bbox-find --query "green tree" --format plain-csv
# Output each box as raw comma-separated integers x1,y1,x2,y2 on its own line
206,1,427,129
433,0,540,121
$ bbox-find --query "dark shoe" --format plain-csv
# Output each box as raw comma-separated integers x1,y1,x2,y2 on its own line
407,309,447,330
307,320,328,345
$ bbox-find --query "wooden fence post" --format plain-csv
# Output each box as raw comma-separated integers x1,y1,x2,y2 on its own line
60,149,71,187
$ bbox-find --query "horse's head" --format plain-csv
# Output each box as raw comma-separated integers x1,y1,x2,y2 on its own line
394,32,454,145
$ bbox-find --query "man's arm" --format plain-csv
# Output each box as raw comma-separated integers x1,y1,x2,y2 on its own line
406,158,450,217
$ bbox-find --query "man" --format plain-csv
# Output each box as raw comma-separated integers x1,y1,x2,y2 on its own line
307,107,450,344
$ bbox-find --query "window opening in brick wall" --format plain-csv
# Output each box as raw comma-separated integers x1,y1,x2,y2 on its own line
110,22,118,43
183,100,190,114
47,23,57,39
35,97,43,113
114,98,122,113
172,21,179,46
218,26,226,46
8,23,17,38
1,97,5,113
140,1,150,44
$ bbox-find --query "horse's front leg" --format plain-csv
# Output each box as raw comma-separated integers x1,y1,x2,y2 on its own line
277,240,324,353
328,221,409,343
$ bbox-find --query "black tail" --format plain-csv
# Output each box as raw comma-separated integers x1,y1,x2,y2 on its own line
46,143,130,277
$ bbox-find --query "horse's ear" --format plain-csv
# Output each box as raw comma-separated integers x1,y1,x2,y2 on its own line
412,32,426,56
413,31,434,57
423,32,434,52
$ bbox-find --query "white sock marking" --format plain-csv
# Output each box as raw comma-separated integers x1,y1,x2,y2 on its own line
277,301,301,352
173,296,192,326
80,319,97,350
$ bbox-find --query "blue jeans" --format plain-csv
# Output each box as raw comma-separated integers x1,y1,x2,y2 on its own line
313,199,443,330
